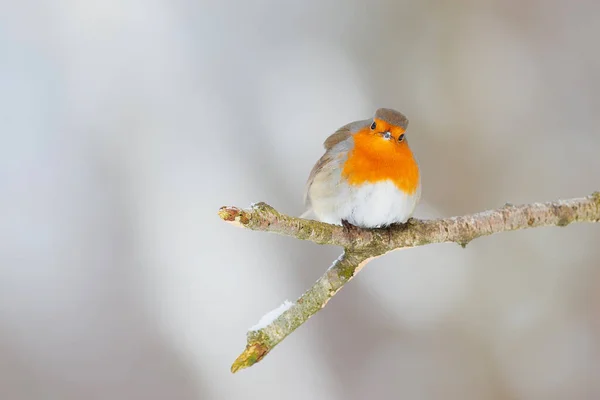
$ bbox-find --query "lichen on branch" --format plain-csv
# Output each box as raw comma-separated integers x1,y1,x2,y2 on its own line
220,192,600,372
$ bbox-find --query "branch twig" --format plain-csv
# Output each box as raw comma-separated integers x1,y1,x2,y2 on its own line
219,192,600,372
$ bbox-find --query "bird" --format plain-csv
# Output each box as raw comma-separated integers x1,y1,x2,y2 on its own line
303,108,421,229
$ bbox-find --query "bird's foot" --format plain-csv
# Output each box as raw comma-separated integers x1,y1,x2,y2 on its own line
393,218,415,229
384,224,395,243
384,219,414,242
341,219,361,236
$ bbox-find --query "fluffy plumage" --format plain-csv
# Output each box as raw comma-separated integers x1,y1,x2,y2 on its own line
303,108,420,228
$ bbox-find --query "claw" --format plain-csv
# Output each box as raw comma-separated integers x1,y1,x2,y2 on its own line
386,225,393,243
341,219,361,236
384,220,412,242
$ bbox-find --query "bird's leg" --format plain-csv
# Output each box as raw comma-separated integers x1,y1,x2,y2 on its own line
394,218,416,229
385,219,414,242
341,219,361,237
385,224,394,243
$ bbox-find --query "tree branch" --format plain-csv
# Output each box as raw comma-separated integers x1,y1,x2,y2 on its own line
219,192,600,372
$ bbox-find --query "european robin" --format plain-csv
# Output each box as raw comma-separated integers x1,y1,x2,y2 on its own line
303,108,421,229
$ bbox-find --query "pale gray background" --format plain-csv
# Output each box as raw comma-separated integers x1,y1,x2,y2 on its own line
1,1,600,399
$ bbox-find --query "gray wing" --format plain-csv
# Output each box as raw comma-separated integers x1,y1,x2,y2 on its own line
303,119,370,208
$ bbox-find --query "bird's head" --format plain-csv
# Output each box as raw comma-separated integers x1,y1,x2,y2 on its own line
369,108,409,145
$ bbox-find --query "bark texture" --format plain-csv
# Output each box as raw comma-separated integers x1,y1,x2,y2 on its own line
218,192,600,372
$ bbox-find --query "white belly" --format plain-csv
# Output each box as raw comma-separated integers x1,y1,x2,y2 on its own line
312,180,421,228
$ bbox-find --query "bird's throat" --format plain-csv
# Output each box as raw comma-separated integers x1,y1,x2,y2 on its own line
342,131,420,195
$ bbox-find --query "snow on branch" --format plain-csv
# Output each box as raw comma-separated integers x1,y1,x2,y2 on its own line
219,192,600,372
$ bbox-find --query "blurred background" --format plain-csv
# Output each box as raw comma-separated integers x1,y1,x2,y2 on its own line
1,0,600,399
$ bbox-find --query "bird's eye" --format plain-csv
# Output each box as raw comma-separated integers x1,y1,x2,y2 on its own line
371,122,376,130
398,134,405,142
383,132,391,139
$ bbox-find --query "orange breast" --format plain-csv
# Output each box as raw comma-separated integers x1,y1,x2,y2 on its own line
341,129,420,195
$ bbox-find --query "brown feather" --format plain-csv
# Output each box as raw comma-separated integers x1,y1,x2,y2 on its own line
323,123,352,149
304,152,333,207
304,119,369,207
374,108,408,129
323,119,371,149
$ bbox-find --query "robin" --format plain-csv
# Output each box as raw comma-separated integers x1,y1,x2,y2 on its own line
303,108,421,229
